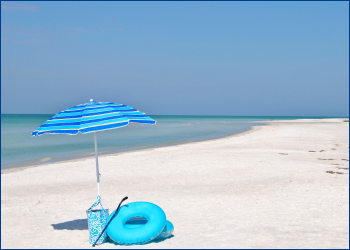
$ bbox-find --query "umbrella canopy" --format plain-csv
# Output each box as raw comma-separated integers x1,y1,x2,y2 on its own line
32,99,156,196
32,99,155,136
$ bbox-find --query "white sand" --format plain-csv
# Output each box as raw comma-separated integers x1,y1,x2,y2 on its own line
2,119,349,249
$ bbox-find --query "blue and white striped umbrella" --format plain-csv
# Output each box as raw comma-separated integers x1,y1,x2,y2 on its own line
32,100,155,136
32,99,156,196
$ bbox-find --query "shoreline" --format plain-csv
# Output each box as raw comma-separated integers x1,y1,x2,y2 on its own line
3,118,346,174
1,122,265,174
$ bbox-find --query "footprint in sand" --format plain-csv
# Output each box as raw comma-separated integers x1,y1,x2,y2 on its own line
337,167,349,170
278,153,288,155
341,159,349,161
308,150,316,152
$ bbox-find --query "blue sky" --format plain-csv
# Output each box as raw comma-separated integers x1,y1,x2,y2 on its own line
1,1,349,116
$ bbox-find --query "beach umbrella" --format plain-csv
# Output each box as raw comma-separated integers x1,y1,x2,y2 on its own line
32,99,156,196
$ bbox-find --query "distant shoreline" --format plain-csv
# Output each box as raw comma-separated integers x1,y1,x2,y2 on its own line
2,117,348,173
2,122,262,173
3,117,347,173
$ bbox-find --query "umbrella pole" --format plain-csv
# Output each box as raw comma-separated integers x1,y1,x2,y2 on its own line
93,132,101,196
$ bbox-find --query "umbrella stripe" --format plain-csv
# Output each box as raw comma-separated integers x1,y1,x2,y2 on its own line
72,102,113,107
32,120,155,137
36,118,129,131
50,109,138,120
34,120,129,132
60,105,127,114
32,130,78,136
40,115,152,127
32,120,155,136
63,104,126,113
55,107,137,117
32,120,132,135
45,111,146,123
33,118,155,134
80,122,130,133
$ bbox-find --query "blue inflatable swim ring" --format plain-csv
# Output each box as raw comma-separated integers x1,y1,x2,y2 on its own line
106,202,166,245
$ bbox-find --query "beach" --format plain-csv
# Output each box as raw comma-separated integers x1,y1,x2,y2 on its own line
1,118,349,249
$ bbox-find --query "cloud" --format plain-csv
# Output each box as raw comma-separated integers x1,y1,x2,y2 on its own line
1,1,39,12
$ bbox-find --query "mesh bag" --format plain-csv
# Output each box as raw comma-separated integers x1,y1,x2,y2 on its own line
86,196,109,245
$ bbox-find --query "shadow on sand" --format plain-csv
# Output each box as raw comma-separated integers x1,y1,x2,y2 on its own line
51,219,88,230
107,235,174,246
51,219,174,245
151,235,174,243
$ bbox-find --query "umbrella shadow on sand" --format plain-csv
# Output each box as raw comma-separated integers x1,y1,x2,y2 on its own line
51,219,88,230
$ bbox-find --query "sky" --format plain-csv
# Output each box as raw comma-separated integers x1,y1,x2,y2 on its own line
1,1,349,116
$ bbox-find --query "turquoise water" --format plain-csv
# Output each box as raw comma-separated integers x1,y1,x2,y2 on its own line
0,115,338,169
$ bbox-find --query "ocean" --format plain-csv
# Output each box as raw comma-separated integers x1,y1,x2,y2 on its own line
1,115,337,169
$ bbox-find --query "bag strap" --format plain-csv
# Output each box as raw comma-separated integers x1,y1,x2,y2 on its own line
87,195,104,210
